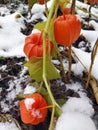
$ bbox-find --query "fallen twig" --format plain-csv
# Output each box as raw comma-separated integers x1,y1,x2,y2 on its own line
90,79,98,104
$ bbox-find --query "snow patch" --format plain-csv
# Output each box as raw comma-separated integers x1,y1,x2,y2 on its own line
24,84,36,94
62,97,94,117
55,112,97,130
0,122,19,130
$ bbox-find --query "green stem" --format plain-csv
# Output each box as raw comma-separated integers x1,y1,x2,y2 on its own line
43,0,62,129
49,106,55,130
43,0,58,77
86,39,98,88
44,77,55,104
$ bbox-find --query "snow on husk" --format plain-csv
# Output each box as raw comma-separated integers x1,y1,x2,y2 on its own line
0,0,98,130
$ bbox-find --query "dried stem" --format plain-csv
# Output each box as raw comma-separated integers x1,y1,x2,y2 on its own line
76,5,98,19
58,50,67,82
90,79,98,104
68,46,72,80
86,39,98,88
71,49,88,72
68,0,76,80
44,0,49,17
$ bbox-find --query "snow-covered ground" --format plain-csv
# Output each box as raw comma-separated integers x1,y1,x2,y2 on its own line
0,0,98,130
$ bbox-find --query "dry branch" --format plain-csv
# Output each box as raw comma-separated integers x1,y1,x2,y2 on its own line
90,79,98,104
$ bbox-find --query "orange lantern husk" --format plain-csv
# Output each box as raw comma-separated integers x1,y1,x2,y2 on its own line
88,0,98,5
38,0,45,5
62,7,71,15
19,93,48,125
54,14,81,46
23,32,53,59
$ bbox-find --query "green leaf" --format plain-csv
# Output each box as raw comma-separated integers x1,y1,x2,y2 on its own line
24,56,60,82
25,57,43,82
55,107,62,117
56,99,66,106
34,21,47,31
46,57,60,80
28,0,37,8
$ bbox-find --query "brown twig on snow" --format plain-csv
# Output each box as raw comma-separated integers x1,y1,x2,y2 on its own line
90,79,98,104
86,39,98,88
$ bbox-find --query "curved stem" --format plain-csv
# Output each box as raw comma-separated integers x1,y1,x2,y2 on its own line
49,106,55,130
86,39,98,88
43,0,58,77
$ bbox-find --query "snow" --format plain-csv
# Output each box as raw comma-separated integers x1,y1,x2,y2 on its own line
32,108,42,118
76,1,98,19
24,98,35,110
0,122,19,130
55,94,97,130
24,98,42,118
72,47,98,80
24,84,36,94
62,97,94,117
0,12,26,57
66,82,87,97
89,20,98,31
55,112,97,130
80,29,98,49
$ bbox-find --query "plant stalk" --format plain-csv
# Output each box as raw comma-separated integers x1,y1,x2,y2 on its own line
43,0,62,129
76,5,98,19
58,51,67,82
49,106,55,130
68,0,76,80
68,46,72,80
86,39,98,88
